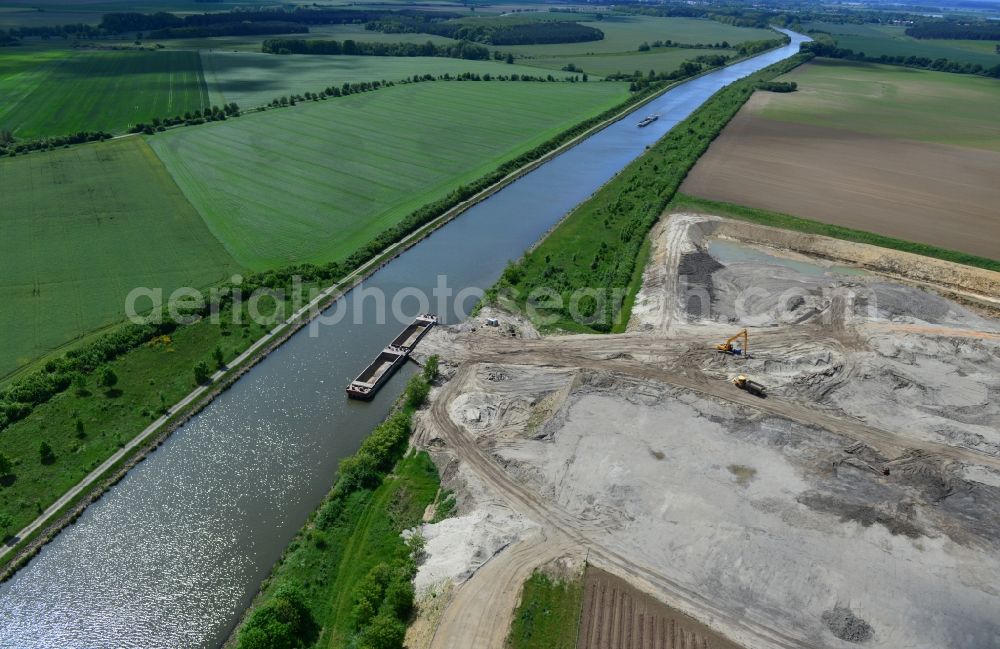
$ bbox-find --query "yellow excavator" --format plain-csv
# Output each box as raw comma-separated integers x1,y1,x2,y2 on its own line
715,329,748,357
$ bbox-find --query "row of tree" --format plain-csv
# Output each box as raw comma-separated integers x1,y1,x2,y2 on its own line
639,40,734,51
262,71,587,109
0,23,101,44
262,37,490,60
0,130,111,157
149,21,308,40
98,8,460,34
757,80,797,92
905,20,1000,41
127,103,240,134
366,17,604,46
0,322,178,433
803,41,1000,78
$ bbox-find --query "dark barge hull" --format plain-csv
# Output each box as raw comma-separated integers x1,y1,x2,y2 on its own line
346,314,438,400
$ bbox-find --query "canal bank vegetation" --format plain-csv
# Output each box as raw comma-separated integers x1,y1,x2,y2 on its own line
482,53,812,333
234,360,443,649
668,194,1000,273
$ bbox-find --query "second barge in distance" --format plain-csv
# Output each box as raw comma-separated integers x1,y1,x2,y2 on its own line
346,314,438,401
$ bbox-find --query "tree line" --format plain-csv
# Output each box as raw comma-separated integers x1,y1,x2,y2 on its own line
803,40,1000,78
0,130,111,157
0,322,178,433
0,7,464,42
262,37,490,60
905,20,1000,41
366,17,604,46
98,8,460,34
127,103,240,135
638,39,734,51
148,21,308,39
263,71,586,108
757,80,797,92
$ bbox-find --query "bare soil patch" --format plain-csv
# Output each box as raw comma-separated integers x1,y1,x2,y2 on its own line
680,109,1000,260
578,567,743,649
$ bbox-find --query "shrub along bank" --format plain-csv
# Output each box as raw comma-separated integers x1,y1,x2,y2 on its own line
235,360,442,649
482,53,812,333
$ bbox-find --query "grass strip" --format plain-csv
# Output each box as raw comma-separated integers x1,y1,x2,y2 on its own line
506,570,585,649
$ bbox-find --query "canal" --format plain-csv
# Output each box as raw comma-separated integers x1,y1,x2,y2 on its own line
0,30,808,649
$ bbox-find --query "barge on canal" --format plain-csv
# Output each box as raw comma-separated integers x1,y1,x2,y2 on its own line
346,314,438,400
637,114,659,128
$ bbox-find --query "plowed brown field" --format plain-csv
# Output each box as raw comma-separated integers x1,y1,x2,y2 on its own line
680,110,1000,260
577,568,742,649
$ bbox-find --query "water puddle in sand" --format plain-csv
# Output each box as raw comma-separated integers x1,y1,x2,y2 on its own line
708,238,868,278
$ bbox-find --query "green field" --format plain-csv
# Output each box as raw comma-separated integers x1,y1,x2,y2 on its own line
150,80,631,269
764,59,1000,151
0,46,209,138
0,137,240,378
494,15,775,58
526,47,735,76
200,51,580,108
805,21,1000,67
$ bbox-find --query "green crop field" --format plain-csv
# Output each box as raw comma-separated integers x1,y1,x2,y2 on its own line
804,21,1000,67
0,46,210,138
494,15,775,58
525,47,735,76
149,80,630,269
0,137,240,378
200,52,581,108
763,59,1000,150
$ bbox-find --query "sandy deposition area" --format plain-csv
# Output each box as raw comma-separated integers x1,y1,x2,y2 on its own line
403,215,1000,649
680,102,1000,261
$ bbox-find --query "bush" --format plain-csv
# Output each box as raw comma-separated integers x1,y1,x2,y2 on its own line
193,360,211,385
237,584,313,649
99,367,118,390
357,612,406,649
39,441,56,465
0,451,12,476
422,355,439,382
404,376,430,410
